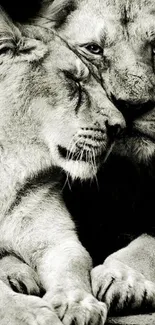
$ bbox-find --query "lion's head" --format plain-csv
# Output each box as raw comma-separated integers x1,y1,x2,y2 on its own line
39,0,155,163
0,7,124,181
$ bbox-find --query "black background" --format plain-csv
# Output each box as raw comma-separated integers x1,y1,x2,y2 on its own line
0,0,42,21
63,155,155,266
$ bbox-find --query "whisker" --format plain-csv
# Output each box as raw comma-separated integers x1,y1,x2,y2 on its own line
62,135,79,191
90,150,95,174
68,137,80,161
90,149,99,185
92,148,99,189
62,172,72,191
81,137,88,163
66,135,78,160
86,146,88,165
103,142,115,163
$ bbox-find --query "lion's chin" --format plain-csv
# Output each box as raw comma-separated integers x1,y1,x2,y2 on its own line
49,144,102,180
54,144,105,180
61,159,99,180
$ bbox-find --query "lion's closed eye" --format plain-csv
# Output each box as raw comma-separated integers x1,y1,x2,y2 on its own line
63,70,80,86
0,38,17,56
62,69,84,109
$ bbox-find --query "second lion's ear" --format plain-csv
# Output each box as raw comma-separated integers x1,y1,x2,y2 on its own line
37,0,77,29
0,6,21,51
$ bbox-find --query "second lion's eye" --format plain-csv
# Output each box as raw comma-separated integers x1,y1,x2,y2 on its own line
84,43,103,55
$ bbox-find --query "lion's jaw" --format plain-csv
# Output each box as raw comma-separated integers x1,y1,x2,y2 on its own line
41,110,111,180
44,135,110,181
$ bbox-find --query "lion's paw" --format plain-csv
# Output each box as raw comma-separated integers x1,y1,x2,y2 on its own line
45,290,107,325
0,256,41,296
91,259,155,314
0,290,62,325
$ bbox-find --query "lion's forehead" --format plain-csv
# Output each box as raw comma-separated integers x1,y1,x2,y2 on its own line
94,0,155,18
84,0,154,25
75,0,155,47
105,1,153,25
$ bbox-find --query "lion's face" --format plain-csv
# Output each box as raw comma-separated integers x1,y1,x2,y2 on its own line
40,0,155,163
0,10,123,180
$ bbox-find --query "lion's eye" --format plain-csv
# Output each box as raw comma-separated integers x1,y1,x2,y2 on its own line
84,43,103,55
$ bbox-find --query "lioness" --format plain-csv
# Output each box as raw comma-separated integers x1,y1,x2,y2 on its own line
31,0,155,315
0,6,127,325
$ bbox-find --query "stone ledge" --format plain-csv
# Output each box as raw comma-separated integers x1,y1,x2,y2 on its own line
106,313,155,325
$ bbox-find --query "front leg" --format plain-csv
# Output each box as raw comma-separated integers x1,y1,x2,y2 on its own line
91,234,155,315
1,190,107,325
38,239,107,325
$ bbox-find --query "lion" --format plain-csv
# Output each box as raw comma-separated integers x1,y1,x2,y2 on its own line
27,0,155,316
0,5,130,325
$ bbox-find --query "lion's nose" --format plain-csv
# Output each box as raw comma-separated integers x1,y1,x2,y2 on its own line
105,119,125,140
111,95,155,123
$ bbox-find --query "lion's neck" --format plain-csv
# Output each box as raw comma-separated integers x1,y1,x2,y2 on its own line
0,142,54,217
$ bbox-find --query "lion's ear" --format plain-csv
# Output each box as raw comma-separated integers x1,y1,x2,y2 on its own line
38,0,77,29
0,6,21,51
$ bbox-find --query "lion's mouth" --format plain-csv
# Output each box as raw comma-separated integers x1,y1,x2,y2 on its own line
58,145,106,163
